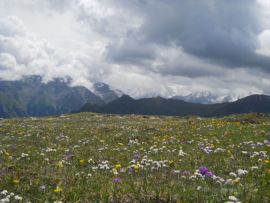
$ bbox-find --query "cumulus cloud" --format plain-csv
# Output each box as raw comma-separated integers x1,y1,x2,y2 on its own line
0,15,94,88
75,0,142,38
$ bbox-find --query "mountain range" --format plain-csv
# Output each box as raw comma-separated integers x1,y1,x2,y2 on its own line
0,76,121,118
0,76,270,118
79,94,270,117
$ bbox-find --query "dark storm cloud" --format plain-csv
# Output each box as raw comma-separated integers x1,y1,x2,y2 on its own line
107,0,270,73
106,36,156,65
155,64,225,78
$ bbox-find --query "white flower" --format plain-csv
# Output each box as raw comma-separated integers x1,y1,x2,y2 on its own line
195,173,204,179
229,172,237,178
189,175,196,180
251,166,258,170
225,179,233,185
172,170,180,174
214,148,225,153
178,149,187,157
0,197,10,203
0,190,8,196
20,153,29,158
229,196,238,201
14,195,22,201
237,169,248,176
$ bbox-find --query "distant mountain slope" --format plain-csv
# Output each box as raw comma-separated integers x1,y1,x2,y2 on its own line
93,82,123,103
208,94,270,116
1,76,269,118
79,95,225,116
172,92,232,104
0,76,104,118
79,94,270,117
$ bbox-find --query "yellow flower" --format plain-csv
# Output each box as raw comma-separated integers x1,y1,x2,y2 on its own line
210,144,215,148
232,179,239,184
112,168,118,175
227,150,232,155
264,160,270,164
3,149,10,156
79,159,85,165
134,164,139,172
57,161,64,168
115,164,121,170
13,179,20,184
54,186,62,193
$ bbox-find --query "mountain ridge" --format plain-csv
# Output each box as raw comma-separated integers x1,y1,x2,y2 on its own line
0,76,121,118
1,76,270,118
79,94,270,117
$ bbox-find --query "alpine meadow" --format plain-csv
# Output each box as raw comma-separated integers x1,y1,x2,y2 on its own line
1,113,270,202
1,0,270,202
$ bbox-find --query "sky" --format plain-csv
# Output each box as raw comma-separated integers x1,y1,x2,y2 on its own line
0,0,270,100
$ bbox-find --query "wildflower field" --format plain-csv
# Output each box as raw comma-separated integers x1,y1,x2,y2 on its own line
0,113,270,202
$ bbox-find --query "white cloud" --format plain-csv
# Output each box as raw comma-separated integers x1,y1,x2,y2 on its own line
256,30,270,56
75,0,142,38
0,15,95,89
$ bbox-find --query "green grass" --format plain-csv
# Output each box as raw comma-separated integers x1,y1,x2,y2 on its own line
0,113,270,202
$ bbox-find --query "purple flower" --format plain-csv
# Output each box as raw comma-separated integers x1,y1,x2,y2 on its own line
205,171,214,177
264,140,270,145
198,166,214,177
128,167,133,174
113,177,121,183
182,170,190,176
133,152,139,161
199,166,209,175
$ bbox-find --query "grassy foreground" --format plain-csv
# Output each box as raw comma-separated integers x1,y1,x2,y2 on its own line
0,113,270,202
